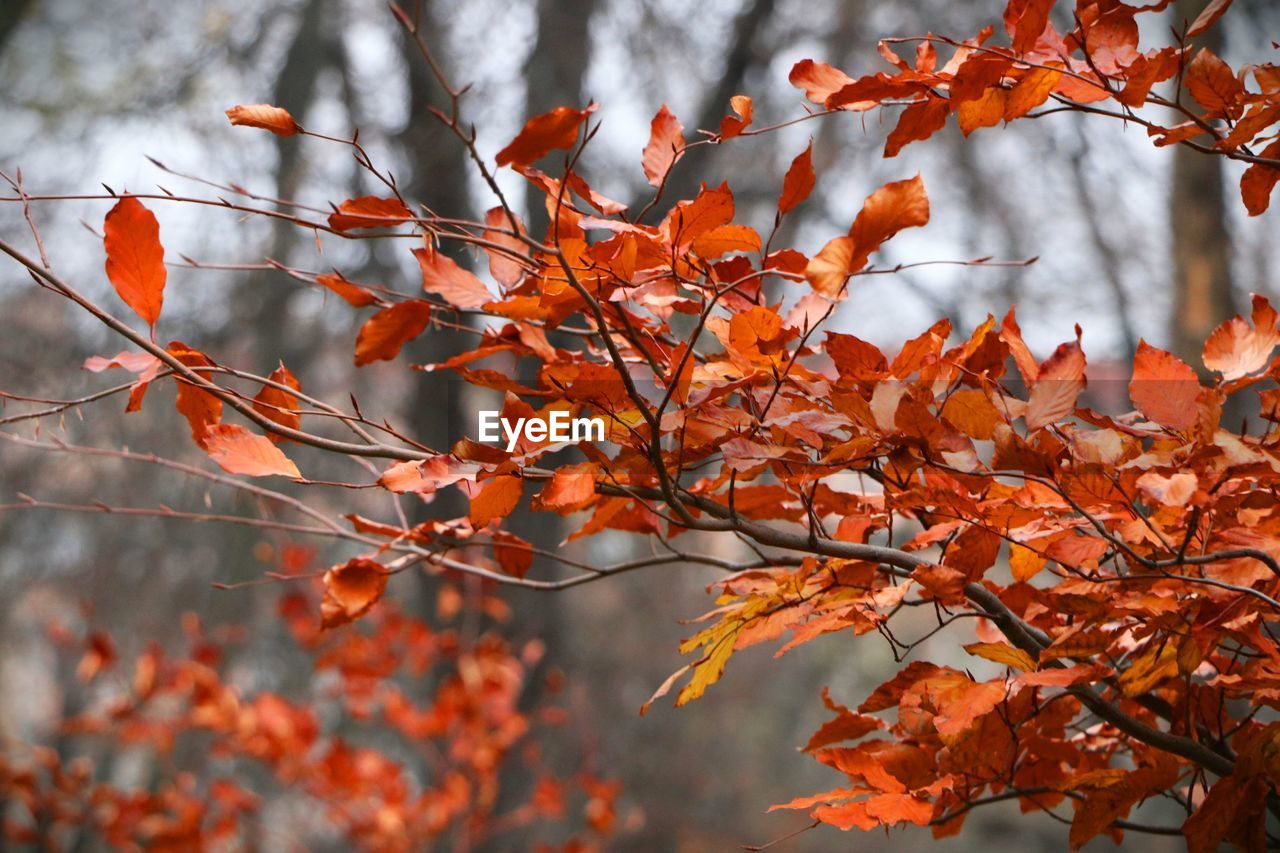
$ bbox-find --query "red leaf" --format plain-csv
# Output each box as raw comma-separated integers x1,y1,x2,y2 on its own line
414,246,493,308
103,196,166,327
642,104,684,187
203,424,301,478
1130,340,1199,430
327,196,413,233
495,105,595,168
224,103,299,136
321,558,388,628
354,301,432,366
778,141,816,215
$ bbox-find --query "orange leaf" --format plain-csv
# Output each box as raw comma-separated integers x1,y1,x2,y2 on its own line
1025,331,1085,430
252,362,302,442
642,104,684,187
224,103,299,136
789,59,856,105
327,196,413,233
1185,48,1243,119
482,207,529,288
924,674,1005,739
103,196,166,327
847,174,930,273
203,424,301,478
964,641,1036,672
354,301,432,366
315,272,379,307
956,86,1007,135
1240,140,1280,216
1186,0,1233,37
469,475,523,527
1004,66,1061,120
1130,340,1199,430
718,94,754,139
884,95,949,157
537,463,598,511
805,236,854,297
414,246,493,309
320,558,388,628
1202,294,1280,379
495,105,594,168
778,141,816,215
169,342,222,448
690,224,761,258
1009,544,1046,581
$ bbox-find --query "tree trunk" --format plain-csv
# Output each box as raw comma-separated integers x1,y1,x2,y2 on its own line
1170,0,1236,367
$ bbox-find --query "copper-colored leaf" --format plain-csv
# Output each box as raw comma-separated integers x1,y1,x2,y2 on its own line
847,174,930,273
642,104,684,187
327,196,413,233
884,95,949,157
1185,48,1243,119
354,301,432,366
788,59,856,105
1202,294,1280,379
1186,0,1233,37
495,105,594,168
1025,332,1086,430
315,272,379,307
778,141,816,215
252,362,302,442
964,642,1036,672
1240,140,1280,216
103,196,166,327
1130,340,1199,430
320,558,388,628
203,424,301,478
536,463,598,511
224,103,299,136
469,475,523,527
482,207,529,288
414,246,493,309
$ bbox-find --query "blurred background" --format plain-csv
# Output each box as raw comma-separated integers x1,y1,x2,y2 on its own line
0,0,1276,849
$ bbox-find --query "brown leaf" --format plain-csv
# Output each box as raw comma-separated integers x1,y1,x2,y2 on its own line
103,196,166,327
482,207,529,288
884,95,949,157
1185,47,1243,119
1025,331,1085,430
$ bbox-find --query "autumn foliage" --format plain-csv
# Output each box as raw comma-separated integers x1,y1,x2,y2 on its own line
3,0,1280,848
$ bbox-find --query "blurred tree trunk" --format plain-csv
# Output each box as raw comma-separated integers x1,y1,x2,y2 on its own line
1170,0,1236,366
0,0,31,53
